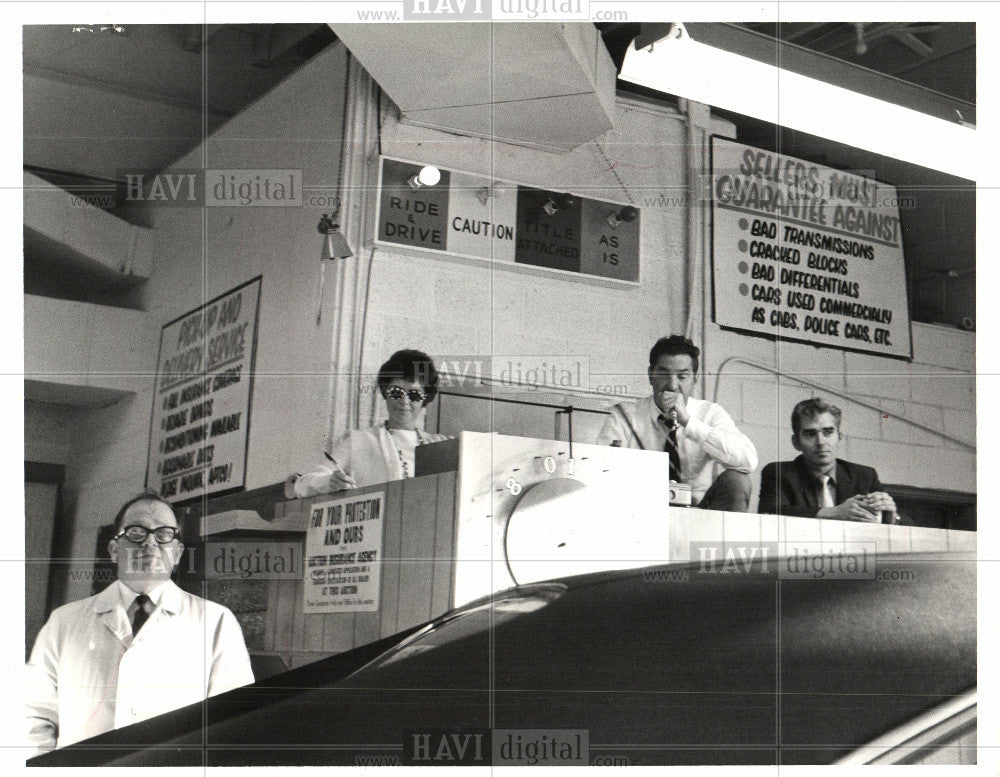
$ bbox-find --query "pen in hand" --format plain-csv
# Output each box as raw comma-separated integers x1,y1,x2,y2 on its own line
323,451,357,491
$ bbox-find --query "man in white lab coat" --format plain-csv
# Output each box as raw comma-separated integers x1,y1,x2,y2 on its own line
26,493,254,755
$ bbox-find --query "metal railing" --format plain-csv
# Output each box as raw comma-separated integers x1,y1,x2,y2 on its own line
712,356,975,451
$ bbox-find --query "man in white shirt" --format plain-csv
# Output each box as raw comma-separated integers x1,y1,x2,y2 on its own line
26,493,254,756
597,335,758,511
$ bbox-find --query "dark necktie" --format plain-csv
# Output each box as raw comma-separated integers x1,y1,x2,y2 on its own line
132,594,152,635
659,415,681,481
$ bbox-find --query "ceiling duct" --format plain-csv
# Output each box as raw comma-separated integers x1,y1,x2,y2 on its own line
330,23,617,153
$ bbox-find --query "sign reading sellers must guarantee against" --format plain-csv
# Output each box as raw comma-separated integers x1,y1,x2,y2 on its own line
711,137,912,359
304,492,385,614
146,277,261,501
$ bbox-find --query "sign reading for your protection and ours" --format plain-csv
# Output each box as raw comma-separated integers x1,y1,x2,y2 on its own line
711,137,912,359
146,277,261,501
303,492,385,614
374,156,640,283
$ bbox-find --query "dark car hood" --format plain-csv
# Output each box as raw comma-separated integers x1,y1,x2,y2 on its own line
30,551,975,766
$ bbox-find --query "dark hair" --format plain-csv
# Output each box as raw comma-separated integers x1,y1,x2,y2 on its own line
648,335,700,373
791,398,842,436
376,349,439,404
112,492,178,537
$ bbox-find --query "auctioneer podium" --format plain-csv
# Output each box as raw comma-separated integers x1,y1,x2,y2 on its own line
208,433,666,668
205,432,973,670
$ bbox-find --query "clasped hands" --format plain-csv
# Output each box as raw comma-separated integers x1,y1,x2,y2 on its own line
820,491,897,523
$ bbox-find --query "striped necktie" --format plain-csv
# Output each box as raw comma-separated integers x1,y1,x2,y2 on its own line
659,415,681,481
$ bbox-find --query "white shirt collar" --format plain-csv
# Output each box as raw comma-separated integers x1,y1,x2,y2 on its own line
115,578,169,608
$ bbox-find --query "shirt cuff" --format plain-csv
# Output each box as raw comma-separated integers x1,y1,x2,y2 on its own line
682,417,710,442
293,467,333,498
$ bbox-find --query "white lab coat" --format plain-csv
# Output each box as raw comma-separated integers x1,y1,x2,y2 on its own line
26,580,254,755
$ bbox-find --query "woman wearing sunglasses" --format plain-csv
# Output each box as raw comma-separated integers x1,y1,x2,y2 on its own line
290,349,449,497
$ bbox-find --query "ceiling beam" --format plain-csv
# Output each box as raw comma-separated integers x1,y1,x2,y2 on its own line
893,31,935,58
24,64,235,120
250,24,330,68
780,23,829,43
177,24,227,53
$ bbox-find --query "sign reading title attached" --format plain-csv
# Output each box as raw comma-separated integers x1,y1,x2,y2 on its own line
304,492,385,614
711,137,911,359
146,277,261,501
374,157,640,283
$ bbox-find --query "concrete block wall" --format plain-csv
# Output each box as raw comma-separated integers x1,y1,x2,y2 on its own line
39,70,736,605
704,321,976,510
362,96,695,411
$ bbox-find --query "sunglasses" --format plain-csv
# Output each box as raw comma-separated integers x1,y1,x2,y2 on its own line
386,386,427,403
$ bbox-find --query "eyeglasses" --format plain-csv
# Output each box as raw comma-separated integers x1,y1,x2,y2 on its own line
386,386,426,403
117,525,181,544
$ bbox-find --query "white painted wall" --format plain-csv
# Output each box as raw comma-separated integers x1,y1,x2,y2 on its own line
358,95,695,413
54,44,350,604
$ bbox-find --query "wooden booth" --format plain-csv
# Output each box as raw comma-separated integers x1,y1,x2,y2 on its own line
191,432,976,673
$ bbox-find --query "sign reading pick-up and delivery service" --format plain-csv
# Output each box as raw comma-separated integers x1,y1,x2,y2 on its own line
711,137,912,359
146,277,261,502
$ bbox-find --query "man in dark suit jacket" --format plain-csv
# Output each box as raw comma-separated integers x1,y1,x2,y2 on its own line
758,398,903,523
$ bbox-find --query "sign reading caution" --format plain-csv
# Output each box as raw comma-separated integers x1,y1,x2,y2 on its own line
711,137,912,359
375,157,640,284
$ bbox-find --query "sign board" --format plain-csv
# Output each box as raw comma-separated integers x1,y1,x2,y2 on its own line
303,492,385,614
374,156,640,283
146,277,261,501
710,137,912,359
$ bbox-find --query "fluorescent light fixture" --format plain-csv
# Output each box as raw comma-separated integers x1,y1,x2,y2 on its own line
619,31,977,181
